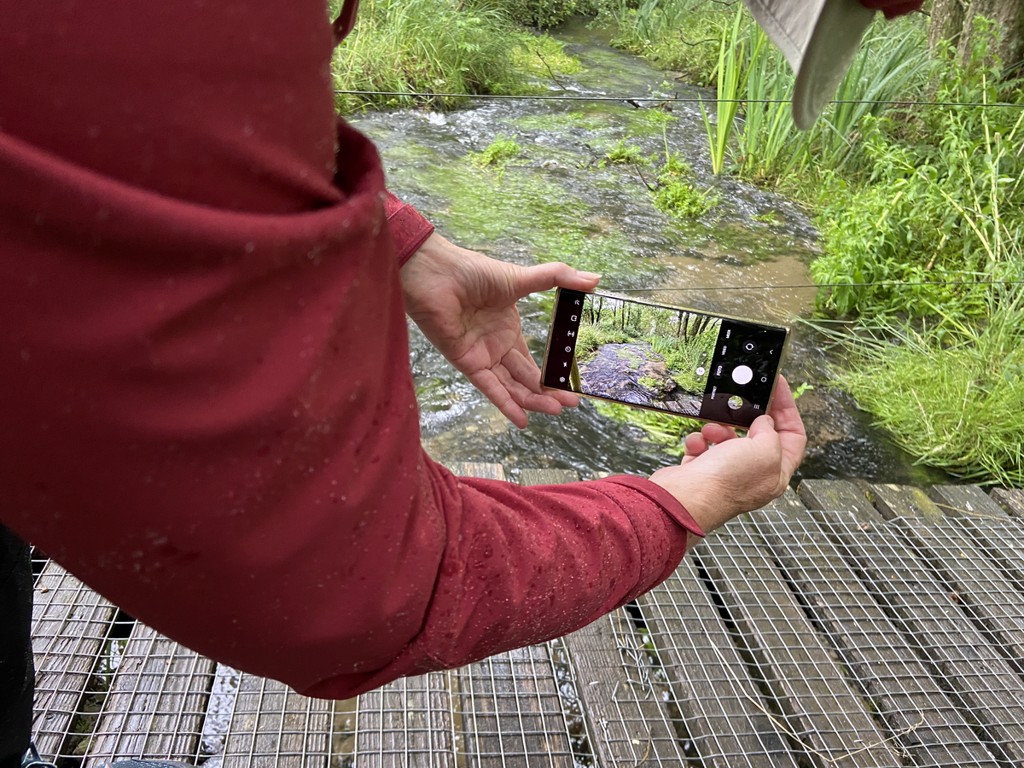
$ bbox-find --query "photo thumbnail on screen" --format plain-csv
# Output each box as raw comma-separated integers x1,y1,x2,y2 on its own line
542,290,789,428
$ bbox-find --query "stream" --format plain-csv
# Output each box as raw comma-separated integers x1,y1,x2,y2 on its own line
350,22,949,486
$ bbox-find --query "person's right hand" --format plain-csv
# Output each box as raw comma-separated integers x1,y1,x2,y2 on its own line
648,376,806,538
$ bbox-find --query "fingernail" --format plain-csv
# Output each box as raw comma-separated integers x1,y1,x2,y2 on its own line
578,271,601,281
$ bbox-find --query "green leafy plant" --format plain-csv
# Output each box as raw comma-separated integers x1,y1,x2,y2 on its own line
652,152,717,219
600,139,649,167
472,135,523,171
593,401,703,457
699,5,752,175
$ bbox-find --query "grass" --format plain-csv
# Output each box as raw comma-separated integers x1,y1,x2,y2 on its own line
817,292,1024,486
331,0,582,111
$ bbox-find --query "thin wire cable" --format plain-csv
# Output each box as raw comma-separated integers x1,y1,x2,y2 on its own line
335,88,1024,110
602,278,1024,293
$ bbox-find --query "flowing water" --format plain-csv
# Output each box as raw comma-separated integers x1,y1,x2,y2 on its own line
350,23,948,486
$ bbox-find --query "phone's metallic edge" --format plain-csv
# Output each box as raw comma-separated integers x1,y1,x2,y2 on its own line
539,288,792,430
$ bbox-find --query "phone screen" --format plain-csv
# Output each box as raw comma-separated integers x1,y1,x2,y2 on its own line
541,290,789,428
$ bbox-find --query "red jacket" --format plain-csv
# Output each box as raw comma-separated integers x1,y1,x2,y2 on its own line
0,0,701,697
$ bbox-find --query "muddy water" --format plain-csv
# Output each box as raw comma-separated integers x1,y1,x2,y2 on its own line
350,24,947,485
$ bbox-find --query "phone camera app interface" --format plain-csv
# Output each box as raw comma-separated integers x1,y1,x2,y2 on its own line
544,290,788,428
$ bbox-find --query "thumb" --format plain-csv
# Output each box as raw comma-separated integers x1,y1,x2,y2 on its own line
516,262,601,297
746,413,777,442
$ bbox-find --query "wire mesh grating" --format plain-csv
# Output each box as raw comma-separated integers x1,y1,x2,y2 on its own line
26,483,1024,768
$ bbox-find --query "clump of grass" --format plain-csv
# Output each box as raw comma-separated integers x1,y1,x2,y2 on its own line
600,139,649,167
472,135,522,171
652,153,717,219
593,401,703,457
819,298,1024,486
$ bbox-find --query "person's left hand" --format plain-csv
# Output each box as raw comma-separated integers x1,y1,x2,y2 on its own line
400,232,601,428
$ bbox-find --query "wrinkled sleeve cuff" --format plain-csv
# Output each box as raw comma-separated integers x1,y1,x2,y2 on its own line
383,191,434,267
600,474,706,539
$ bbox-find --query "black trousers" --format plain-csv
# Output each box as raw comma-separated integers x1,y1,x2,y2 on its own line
0,524,33,768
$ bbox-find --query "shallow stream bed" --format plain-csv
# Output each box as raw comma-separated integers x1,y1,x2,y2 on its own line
350,23,948,486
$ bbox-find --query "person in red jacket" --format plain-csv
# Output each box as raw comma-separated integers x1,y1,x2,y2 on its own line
0,0,917,766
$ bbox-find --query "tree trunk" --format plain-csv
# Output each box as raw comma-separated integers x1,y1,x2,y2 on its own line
928,0,966,53
929,0,1024,74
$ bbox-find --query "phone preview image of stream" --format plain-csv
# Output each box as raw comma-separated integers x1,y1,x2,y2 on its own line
542,290,789,429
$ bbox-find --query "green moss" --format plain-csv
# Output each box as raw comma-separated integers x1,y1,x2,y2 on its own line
513,110,608,133
471,135,522,170
400,149,662,286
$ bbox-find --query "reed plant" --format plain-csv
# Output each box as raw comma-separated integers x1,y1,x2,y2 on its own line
698,5,752,175
699,10,932,185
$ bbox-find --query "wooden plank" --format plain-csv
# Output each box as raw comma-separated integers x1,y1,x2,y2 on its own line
30,560,117,759
84,624,215,765
518,468,579,486
820,512,1024,763
869,483,943,521
797,479,885,522
895,515,1024,670
698,521,899,767
220,674,334,768
637,557,800,768
355,672,456,767
562,607,686,765
957,516,1024,593
758,486,806,514
929,484,1009,519
752,510,1001,767
991,488,1024,518
456,644,576,768
449,462,506,481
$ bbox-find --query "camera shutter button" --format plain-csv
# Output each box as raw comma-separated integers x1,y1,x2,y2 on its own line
731,365,754,385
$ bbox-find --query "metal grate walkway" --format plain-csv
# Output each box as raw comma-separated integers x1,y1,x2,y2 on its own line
29,470,1024,767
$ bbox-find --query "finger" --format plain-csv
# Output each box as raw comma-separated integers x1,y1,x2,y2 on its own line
495,363,566,416
490,363,571,422
680,432,709,464
767,376,807,473
468,368,530,429
513,262,601,299
701,422,738,444
503,345,546,394
503,345,581,408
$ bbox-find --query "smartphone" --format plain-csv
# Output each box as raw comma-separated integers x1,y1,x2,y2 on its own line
541,289,790,429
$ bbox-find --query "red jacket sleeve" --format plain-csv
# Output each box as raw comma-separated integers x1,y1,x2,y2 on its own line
0,0,700,700
384,192,435,266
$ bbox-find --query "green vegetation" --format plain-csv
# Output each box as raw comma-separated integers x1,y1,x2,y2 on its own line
593,400,702,457
330,0,583,111
600,139,649,166
329,0,1023,483
652,153,716,219
472,135,523,171
600,0,723,83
